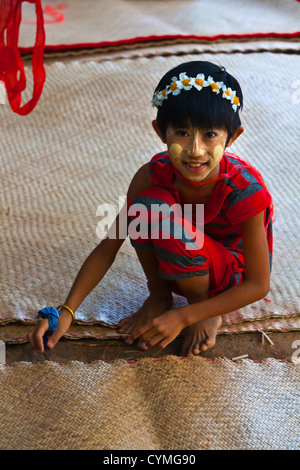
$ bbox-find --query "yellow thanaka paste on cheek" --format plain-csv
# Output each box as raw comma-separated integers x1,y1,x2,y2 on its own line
170,143,183,159
213,144,223,161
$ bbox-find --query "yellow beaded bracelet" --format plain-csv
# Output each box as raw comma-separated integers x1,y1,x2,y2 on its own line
57,304,75,323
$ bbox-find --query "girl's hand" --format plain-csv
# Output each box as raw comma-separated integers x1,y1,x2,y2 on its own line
27,309,73,353
127,309,186,351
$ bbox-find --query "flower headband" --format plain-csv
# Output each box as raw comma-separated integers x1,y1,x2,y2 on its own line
151,72,241,112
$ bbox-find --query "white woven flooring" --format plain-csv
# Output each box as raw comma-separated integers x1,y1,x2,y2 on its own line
0,52,299,334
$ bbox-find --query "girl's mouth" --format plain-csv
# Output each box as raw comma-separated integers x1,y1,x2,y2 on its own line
183,161,207,173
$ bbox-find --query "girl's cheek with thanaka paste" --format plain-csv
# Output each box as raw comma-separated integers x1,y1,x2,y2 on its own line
213,144,224,162
170,142,224,161
170,143,183,159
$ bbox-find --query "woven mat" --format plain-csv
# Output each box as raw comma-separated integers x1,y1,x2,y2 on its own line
40,39,300,63
1,313,299,345
1,52,299,340
0,356,298,450
19,0,300,52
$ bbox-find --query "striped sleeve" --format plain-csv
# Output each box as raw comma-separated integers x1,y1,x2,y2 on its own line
224,167,272,225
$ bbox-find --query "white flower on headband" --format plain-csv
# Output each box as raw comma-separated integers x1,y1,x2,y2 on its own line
155,88,168,105
151,73,241,112
221,85,240,111
207,76,223,94
191,74,209,90
222,86,234,101
167,76,183,96
179,72,193,91
230,90,240,112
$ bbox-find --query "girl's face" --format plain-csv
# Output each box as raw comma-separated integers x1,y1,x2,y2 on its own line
164,124,229,184
152,120,244,184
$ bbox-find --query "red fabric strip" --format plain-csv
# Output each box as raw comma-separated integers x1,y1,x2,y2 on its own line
0,0,46,115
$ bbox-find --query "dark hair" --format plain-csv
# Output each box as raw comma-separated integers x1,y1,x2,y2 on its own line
154,61,243,145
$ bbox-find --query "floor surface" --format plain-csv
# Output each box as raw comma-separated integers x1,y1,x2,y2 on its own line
5,330,299,364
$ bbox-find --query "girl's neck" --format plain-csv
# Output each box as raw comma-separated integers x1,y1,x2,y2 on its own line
172,163,221,192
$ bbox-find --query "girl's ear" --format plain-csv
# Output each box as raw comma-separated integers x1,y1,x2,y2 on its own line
152,120,166,143
226,126,244,147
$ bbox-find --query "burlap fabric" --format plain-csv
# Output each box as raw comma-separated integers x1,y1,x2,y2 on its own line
0,356,298,450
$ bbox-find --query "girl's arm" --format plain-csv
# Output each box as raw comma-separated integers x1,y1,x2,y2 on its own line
128,210,271,350
27,219,126,353
28,163,153,353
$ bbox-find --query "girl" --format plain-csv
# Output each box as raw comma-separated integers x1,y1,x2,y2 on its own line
28,61,273,356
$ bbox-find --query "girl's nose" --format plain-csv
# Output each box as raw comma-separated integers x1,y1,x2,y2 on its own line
190,134,205,157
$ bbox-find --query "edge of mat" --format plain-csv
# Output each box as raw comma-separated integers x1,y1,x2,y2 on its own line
0,355,295,367
19,31,300,55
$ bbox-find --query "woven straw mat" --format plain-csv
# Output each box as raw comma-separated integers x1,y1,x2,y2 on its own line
0,52,299,341
0,356,299,450
19,0,300,50
1,315,300,344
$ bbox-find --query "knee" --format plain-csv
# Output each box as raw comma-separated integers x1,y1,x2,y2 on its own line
152,216,204,252
128,188,180,243
150,217,209,282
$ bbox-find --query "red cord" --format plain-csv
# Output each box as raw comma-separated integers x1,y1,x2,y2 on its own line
0,0,46,115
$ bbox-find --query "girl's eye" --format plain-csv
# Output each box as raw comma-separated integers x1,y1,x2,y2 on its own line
176,130,189,137
206,131,217,138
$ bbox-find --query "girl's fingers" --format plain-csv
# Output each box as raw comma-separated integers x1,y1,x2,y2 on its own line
139,334,172,352
155,337,171,351
131,325,156,343
47,310,73,349
27,309,73,353
27,319,49,353
35,321,49,352
138,333,164,350
47,329,63,350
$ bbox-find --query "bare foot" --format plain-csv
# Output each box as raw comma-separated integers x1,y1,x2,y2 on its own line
118,292,173,347
181,315,222,356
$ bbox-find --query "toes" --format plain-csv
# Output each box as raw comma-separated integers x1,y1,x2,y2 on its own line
181,339,192,357
182,320,219,356
192,347,200,355
189,339,201,356
181,336,201,356
182,332,205,356
200,337,215,352
205,337,216,348
183,342,200,357
183,336,216,356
